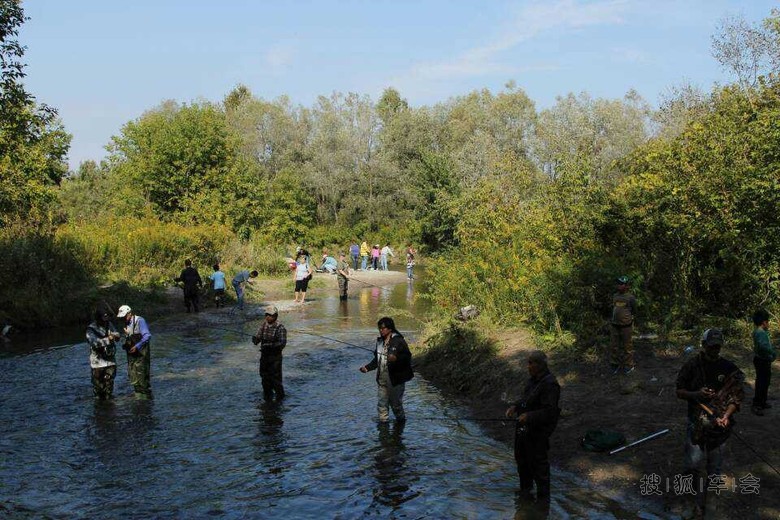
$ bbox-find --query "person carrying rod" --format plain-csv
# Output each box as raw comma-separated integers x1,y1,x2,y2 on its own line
676,328,744,519
505,350,561,513
359,317,413,423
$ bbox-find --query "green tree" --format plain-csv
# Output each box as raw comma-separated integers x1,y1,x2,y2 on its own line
0,0,70,227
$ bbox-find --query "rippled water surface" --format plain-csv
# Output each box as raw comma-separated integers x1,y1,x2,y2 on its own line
1,276,652,519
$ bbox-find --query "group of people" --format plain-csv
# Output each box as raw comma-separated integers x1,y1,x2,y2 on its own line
173,260,259,312
86,264,775,518
86,303,152,401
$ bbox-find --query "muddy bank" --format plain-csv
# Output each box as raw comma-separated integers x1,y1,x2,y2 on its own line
412,322,780,519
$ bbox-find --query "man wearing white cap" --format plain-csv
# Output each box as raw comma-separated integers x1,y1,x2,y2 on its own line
252,305,287,400
117,304,153,399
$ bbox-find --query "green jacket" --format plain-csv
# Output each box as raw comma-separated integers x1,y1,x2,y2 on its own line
753,327,777,362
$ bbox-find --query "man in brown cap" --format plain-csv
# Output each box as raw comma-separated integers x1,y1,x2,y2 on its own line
252,305,287,400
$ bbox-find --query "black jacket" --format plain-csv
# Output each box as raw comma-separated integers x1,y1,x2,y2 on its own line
513,369,561,437
176,266,203,291
365,332,414,387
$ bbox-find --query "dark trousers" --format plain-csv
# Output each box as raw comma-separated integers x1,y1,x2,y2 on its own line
260,354,284,399
184,287,199,312
753,356,772,407
514,428,551,502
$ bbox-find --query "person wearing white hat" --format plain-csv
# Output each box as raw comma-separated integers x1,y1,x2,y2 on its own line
117,304,153,399
252,305,287,400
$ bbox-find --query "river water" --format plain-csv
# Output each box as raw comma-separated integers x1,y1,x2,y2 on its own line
0,276,663,519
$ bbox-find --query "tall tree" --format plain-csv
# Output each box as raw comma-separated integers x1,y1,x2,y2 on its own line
0,0,70,227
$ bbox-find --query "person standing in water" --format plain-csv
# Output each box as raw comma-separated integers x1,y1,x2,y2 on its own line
117,304,153,399
86,303,120,401
359,317,413,423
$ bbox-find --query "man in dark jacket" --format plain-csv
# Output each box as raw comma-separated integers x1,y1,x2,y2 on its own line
360,316,413,422
175,259,203,313
505,350,561,508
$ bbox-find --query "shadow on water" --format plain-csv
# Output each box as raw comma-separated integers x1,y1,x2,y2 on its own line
0,268,670,519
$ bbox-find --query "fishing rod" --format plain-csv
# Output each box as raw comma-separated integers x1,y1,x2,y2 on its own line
416,417,514,424
291,329,375,353
698,402,780,478
198,324,375,353
348,276,392,291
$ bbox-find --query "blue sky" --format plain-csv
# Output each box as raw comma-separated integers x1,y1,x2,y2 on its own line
20,0,777,170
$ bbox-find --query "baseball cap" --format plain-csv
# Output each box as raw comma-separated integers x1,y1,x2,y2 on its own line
701,328,724,347
264,305,279,316
117,305,132,318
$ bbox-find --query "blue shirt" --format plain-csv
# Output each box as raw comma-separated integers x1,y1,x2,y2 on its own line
209,270,226,290
350,244,360,256
233,270,250,284
125,315,151,352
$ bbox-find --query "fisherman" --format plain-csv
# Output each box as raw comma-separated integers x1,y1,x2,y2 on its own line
117,304,153,399
174,259,203,313
252,305,287,400
209,263,226,308
336,252,350,301
359,317,413,423
609,275,637,374
505,350,561,510
86,303,120,400
232,269,258,311
676,328,744,518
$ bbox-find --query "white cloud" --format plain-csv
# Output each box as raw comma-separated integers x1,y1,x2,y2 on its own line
390,0,630,98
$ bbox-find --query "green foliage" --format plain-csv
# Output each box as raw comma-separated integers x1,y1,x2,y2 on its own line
0,0,70,228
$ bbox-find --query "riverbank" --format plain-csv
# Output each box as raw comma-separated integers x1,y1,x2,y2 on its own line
412,321,780,520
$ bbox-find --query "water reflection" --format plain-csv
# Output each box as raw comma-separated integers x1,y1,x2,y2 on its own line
371,420,419,509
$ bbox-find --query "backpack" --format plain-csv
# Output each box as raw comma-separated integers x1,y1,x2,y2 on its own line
581,429,626,452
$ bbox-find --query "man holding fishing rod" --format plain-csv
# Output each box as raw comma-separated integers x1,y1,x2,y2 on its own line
336,252,350,301
505,350,561,511
252,306,287,401
676,328,744,518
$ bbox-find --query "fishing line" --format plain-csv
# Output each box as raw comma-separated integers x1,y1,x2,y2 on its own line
348,276,392,291
291,329,375,353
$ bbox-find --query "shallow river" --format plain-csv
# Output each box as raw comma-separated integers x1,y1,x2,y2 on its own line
0,276,663,519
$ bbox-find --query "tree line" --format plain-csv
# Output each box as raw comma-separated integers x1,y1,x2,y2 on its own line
2,2,780,334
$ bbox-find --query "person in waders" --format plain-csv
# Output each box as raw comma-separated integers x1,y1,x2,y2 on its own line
336,252,350,301
86,304,120,401
610,275,637,375
175,259,203,313
118,305,153,399
505,350,560,513
676,328,744,519
252,306,287,400
359,317,413,423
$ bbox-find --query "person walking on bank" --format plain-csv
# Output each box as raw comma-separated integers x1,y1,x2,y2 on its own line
371,244,380,270
175,259,203,313
751,309,776,416
505,350,561,511
293,253,313,304
252,306,287,401
360,240,370,271
380,243,394,271
359,317,414,423
676,328,744,518
117,305,153,399
609,275,637,374
232,269,258,311
86,304,120,401
350,241,360,270
209,264,226,308
336,252,350,301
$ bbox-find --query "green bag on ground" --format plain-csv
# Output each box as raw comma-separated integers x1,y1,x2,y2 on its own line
581,429,626,452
